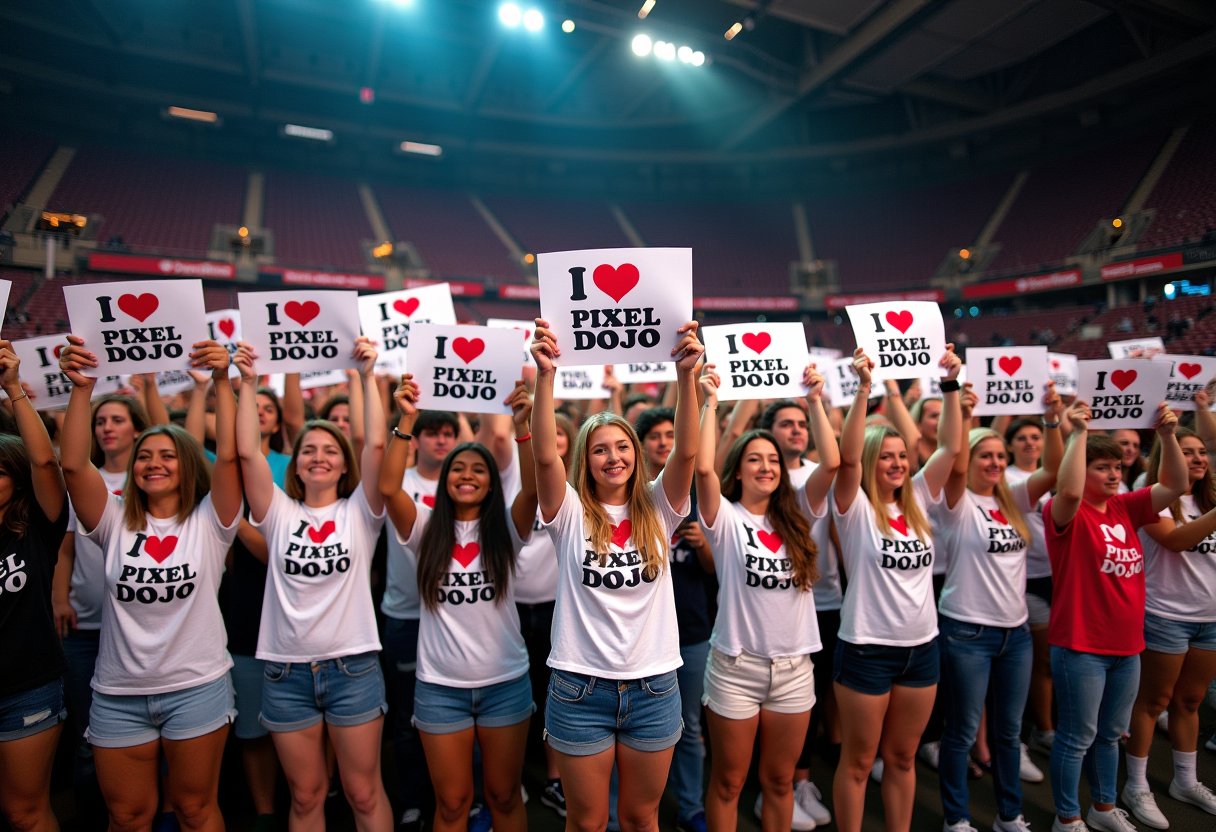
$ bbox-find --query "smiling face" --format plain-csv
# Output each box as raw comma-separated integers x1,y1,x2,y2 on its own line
295,427,347,491
969,437,1008,493
587,424,635,494
95,402,138,459
1009,425,1043,469
875,436,910,497
641,420,675,474
769,406,808,460
133,433,180,498
917,399,942,442
736,437,782,501
1181,435,1209,484
445,448,492,510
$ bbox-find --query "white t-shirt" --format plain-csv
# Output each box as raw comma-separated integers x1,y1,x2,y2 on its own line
810,514,843,612
67,467,127,630
1141,494,1216,622
1004,466,1051,580
701,494,824,657
84,493,238,694
834,474,941,646
515,510,559,604
381,467,438,621
788,459,816,491
543,474,688,679
254,485,385,662
935,483,1033,628
398,505,531,686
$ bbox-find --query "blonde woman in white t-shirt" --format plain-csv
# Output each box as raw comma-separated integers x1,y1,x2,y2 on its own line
831,345,962,832
529,317,703,832
694,363,839,832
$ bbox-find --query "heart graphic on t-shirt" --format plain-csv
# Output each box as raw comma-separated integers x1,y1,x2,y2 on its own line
393,298,421,318
593,263,640,303
118,293,159,323
1178,362,1203,380
284,301,321,326
610,520,632,549
112,489,123,496
888,515,909,536
757,530,783,552
308,521,336,543
144,535,178,563
422,495,436,508
452,542,480,568
1100,523,1127,543
670,531,682,545
452,337,485,364
885,310,914,334
990,509,1009,525
998,356,1022,377
1110,369,1138,391
741,332,771,354
218,318,236,339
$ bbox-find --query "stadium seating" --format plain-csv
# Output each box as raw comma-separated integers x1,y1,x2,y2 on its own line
482,195,630,256
376,185,515,281
0,131,57,218
262,170,372,272
1139,119,1216,250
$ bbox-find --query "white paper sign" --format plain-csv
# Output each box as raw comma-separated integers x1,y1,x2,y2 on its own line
554,365,609,400
1151,354,1216,411
407,324,523,415
487,318,537,367
63,279,207,376
0,280,11,332
265,369,351,397
808,346,843,362
846,301,946,382
239,290,361,375
613,362,677,384
702,322,809,401
538,247,692,366
152,370,197,396
204,308,242,378
1108,336,1166,359
358,285,457,370
1077,359,1173,429
12,334,121,410
1047,352,1079,396
919,365,968,399
967,347,1049,416
824,357,883,408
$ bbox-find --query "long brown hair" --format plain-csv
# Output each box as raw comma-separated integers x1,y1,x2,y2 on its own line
860,425,931,541
0,435,35,535
1147,427,1216,523
721,430,817,588
285,421,360,501
122,425,210,531
969,428,1031,544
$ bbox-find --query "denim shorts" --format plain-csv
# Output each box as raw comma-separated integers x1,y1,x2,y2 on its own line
230,655,268,740
702,649,815,719
544,669,683,756
833,638,940,696
0,678,67,741
413,672,534,734
1025,576,1053,629
260,653,387,733
1144,612,1216,655
87,675,235,748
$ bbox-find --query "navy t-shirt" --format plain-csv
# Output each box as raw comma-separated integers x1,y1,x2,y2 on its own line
670,489,715,646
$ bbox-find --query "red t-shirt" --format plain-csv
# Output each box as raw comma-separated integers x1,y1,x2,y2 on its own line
1044,487,1157,656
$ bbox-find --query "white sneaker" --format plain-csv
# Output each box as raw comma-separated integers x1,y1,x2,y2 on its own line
794,780,832,826
1156,712,1169,734
754,792,816,831
1051,819,1087,832
1030,729,1056,753
1091,805,1145,832
1168,779,1216,816
1122,785,1168,829
1020,743,1045,783
870,758,884,784
919,741,942,771
994,816,1033,832
944,821,978,832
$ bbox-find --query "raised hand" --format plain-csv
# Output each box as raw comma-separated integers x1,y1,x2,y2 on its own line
530,318,559,373
1066,399,1091,429
699,363,721,408
672,321,704,373
1154,401,1178,436
803,364,825,403
852,347,874,387
394,373,420,417
940,344,962,381
57,335,99,389
190,340,231,376
353,336,378,377
507,379,533,428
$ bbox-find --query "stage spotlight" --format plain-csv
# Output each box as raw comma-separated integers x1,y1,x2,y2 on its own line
691,50,705,66
654,40,676,61
632,33,653,57
562,18,575,33
638,0,656,18
725,21,742,40
523,253,536,265
499,3,522,27
959,248,971,260
1112,217,1124,229
677,45,692,63
237,226,249,238
523,8,543,31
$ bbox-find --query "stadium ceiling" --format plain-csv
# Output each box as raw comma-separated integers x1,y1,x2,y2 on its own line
2,0,1215,188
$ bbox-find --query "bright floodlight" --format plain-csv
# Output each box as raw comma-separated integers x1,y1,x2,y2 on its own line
523,8,543,31
562,18,576,33
677,45,693,63
691,50,705,66
632,34,653,57
499,3,522,27
654,40,676,61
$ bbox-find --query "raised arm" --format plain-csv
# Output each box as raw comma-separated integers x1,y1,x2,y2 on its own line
1050,400,1092,528
918,346,964,498
281,372,305,445
52,535,77,638
1195,387,1215,454
346,368,366,458
715,398,758,475
57,336,107,532
945,383,978,509
1148,403,1186,513
803,365,840,513
475,408,516,475
835,348,873,514
235,344,274,523
184,371,212,448
379,374,419,540
138,373,170,427
1027,383,1065,503
662,322,704,511
695,364,723,529
1,340,64,523
507,380,539,540
192,341,241,525
530,319,568,522
355,338,386,514
882,378,923,474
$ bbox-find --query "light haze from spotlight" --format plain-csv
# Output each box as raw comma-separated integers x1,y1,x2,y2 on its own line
562,18,575,33
499,3,522,27
523,8,543,31
632,33,653,57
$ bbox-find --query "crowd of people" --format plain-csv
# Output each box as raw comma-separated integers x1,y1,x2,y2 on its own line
0,317,1214,832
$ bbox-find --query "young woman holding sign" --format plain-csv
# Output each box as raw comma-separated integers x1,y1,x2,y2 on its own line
0,340,68,832
235,337,394,831
529,316,703,832
58,336,241,832
378,374,537,832
694,362,840,832
1044,399,1186,832
831,345,962,832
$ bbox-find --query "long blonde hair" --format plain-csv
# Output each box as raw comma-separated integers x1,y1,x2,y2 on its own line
860,425,931,541
969,428,1031,543
570,412,668,579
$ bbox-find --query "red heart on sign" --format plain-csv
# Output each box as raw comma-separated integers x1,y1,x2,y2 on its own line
885,310,914,334
144,535,178,563
308,521,336,543
118,293,159,322
1178,362,1202,380
1110,369,1138,391
284,301,321,326
452,337,485,364
53,344,64,358
990,509,1008,525
610,520,632,549
422,495,436,508
757,529,783,552
998,356,1022,376
452,542,480,568
888,515,909,536
1051,359,1061,370
218,318,236,339
741,332,771,354
593,263,640,303
393,298,420,317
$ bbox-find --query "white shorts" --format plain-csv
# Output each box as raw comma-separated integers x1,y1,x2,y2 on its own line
701,648,815,720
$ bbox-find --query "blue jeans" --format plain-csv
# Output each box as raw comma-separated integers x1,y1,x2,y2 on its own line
383,615,430,814
669,640,709,820
938,616,1032,823
1049,647,1140,818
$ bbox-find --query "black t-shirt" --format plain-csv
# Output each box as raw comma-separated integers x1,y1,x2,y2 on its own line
220,515,267,658
0,500,69,698
670,489,716,646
